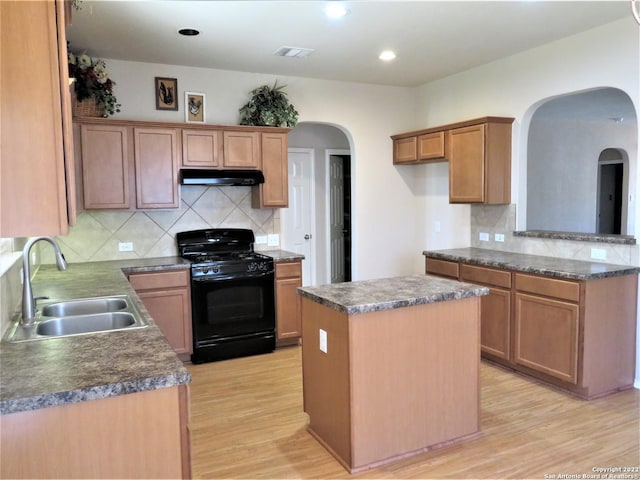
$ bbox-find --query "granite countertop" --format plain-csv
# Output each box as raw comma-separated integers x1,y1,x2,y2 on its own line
261,250,305,262
1,257,192,415
297,275,489,315
423,247,640,280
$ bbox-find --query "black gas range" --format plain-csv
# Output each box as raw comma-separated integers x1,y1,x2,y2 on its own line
177,229,275,364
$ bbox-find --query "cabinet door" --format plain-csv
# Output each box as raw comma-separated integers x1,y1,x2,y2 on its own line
514,293,579,384
223,131,260,169
275,262,302,342
81,124,130,209
134,128,180,209
418,131,446,161
255,133,288,208
448,124,485,203
181,129,222,168
0,0,72,236
138,289,192,355
479,287,511,360
393,137,417,164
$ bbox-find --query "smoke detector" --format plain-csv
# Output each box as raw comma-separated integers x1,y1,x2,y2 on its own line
274,46,315,58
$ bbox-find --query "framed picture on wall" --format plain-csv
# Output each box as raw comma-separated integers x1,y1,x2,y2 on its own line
155,77,178,110
185,92,206,123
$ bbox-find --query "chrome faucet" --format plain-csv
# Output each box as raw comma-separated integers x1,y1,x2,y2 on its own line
22,237,68,324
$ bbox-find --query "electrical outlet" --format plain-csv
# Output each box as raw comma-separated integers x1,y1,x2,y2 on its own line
591,248,607,261
255,235,267,245
319,329,328,353
495,233,505,242
119,242,134,252
479,232,490,242
267,234,279,247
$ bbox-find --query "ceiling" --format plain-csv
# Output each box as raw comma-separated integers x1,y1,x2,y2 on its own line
66,1,632,88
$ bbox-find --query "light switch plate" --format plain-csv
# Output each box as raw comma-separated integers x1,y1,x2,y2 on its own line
479,232,490,242
255,235,267,245
591,248,607,261
319,329,328,353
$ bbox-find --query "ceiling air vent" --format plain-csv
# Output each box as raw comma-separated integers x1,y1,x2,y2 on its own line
274,46,315,58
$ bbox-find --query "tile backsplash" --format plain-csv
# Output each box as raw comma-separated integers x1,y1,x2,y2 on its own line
471,204,639,266
41,185,280,264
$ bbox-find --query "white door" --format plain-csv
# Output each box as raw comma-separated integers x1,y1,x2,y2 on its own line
329,155,345,283
282,148,315,286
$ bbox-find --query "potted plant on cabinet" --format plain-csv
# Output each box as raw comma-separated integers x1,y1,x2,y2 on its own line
68,51,121,117
239,81,298,127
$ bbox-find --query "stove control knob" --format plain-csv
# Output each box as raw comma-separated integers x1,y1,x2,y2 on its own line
211,265,220,274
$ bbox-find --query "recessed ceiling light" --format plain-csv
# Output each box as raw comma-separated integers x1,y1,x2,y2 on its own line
178,28,200,36
274,46,315,58
325,3,349,18
379,50,396,61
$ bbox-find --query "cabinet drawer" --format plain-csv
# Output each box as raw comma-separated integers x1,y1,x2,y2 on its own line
515,273,580,303
276,261,302,279
129,270,189,290
460,264,511,289
425,258,459,279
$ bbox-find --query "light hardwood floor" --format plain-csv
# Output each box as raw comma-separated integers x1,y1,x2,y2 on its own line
188,346,639,479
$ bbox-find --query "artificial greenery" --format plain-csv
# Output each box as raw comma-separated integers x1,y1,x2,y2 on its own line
239,81,298,127
68,50,121,117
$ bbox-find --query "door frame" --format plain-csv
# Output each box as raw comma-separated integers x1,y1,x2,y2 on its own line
325,149,351,284
595,152,628,235
282,147,317,286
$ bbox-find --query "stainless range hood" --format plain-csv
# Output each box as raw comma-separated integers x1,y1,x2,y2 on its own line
180,169,265,186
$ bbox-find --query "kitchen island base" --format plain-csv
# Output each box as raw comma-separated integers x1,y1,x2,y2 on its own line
301,295,481,473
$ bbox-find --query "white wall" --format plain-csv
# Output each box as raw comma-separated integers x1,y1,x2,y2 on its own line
105,60,418,280
414,18,639,238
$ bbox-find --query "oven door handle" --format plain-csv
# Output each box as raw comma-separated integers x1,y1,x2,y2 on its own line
192,270,274,282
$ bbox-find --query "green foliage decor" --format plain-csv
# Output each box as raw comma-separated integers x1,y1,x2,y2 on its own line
68,50,121,117
239,82,298,128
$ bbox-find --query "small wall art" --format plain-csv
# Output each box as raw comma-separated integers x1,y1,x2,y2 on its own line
185,92,205,123
155,77,178,111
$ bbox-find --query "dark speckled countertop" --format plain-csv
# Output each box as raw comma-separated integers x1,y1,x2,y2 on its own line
423,248,640,280
297,275,489,315
1,257,192,415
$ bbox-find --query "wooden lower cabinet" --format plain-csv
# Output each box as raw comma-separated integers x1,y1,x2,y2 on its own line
460,263,511,361
425,257,638,398
129,270,192,361
514,292,579,384
275,261,302,346
0,385,191,479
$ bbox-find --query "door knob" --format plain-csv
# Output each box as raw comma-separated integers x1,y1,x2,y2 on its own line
304,234,312,240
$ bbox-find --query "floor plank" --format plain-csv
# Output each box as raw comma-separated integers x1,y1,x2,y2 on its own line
188,346,639,479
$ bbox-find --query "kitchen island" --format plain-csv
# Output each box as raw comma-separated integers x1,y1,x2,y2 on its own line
297,274,489,474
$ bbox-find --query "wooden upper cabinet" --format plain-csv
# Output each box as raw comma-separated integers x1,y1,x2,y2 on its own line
392,132,447,164
418,131,447,161
0,0,74,237
393,136,418,164
448,124,486,203
81,125,130,209
253,133,289,208
181,129,222,168
223,131,261,169
449,120,512,204
134,128,180,209
392,117,513,204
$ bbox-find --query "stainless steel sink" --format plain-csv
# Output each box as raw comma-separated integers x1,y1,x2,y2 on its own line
3,295,148,343
41,297,128,317
36,312,137,336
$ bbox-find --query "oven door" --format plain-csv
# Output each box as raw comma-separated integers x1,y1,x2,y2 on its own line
190,269,275,344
